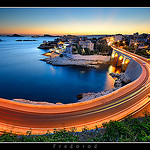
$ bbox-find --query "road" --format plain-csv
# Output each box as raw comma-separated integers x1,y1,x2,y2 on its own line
0,47,150,135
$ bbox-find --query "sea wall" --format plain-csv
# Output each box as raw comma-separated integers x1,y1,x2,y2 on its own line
124,59,142,81
70,54,110,62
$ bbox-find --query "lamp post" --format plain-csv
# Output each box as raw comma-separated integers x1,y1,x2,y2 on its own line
134,43,137,54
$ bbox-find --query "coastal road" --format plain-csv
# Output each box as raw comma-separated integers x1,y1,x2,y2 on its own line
0,47,150,135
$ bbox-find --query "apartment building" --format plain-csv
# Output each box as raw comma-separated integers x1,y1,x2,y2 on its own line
79,40,94,50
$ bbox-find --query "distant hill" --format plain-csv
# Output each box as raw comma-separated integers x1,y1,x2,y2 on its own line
11,34,24,37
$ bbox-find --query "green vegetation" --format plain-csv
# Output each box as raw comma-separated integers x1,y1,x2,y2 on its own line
113,40,150,58
72,39,112,56
122,46,150,58
0,128,79,142
136,49,150,58
1,113,150,142
124,45,135,53
95,39,113,55
75,45,94,55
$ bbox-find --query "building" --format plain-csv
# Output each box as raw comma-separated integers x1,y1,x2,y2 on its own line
114,34,123,42
129,38,138,46
138,43,148,49
57,41,64,48
79,40,94,50
65,45,72,54
63,44,72,57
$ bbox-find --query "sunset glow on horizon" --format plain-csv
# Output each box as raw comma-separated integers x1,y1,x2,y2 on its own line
0,7,150,35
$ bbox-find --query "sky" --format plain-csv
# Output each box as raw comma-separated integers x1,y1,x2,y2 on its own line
0,7,150,35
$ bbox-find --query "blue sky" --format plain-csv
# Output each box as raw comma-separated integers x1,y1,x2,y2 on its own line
0,7,150,35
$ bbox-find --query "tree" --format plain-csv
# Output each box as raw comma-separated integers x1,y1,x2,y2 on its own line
78,45,84,55
84,48,91,55
96,39,112,55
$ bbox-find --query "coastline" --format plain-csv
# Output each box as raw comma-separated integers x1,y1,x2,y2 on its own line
12,98,63,105
40,52,111,69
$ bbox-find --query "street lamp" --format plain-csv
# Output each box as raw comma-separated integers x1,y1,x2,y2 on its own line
134,43,137,54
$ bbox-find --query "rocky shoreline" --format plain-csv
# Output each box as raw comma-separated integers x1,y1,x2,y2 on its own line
12,99,63,105
40,55,110,69
110,72,131,88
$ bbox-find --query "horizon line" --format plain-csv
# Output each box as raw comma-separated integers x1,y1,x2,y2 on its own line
0,32,150,36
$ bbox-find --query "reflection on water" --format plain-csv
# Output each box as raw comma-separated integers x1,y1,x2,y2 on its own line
80,71,86,74
104,64,124,90
104,72,115,90
49,66,56,74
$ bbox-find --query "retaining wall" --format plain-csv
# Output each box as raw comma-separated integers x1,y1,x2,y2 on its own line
124,59,142,81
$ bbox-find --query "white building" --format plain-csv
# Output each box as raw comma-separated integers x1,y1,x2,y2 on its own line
65,45,72,54
79,40,94,50
62,43,72,57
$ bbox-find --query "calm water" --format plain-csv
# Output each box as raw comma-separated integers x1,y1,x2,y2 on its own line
0,36,114,104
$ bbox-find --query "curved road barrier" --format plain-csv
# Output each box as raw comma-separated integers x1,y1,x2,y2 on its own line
0,47,150,135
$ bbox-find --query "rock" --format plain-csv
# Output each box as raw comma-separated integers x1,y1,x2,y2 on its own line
109,72,131,88
41,55,106,68
109,72,115,77
122,74,131,84
109,73,120,78
108,89,112,93
114,79,122,88
76,93,84,99
120,73,124,77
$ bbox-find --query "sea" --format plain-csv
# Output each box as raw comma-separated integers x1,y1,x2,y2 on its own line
0,36,115,104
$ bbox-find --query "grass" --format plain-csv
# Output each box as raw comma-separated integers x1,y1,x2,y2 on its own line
0,113,150,142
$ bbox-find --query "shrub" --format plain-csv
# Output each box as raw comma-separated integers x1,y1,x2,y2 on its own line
102,120,133,142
